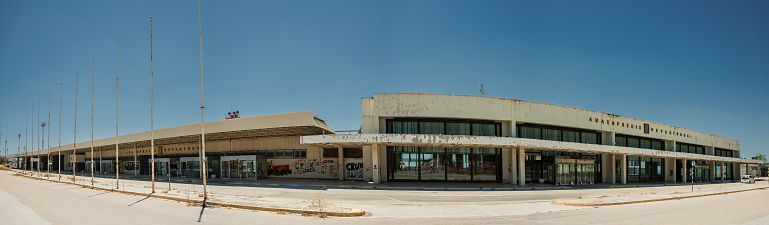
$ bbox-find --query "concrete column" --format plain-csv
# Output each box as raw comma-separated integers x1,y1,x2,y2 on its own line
338,147,344,181
709,161,716,182
603,154,616,183
621,154,627,185
517,147,525,186
510,148,517,184
502,148,511,184
371,143,380,184
682,158,687,183
746,164,753,177
133,144,137,176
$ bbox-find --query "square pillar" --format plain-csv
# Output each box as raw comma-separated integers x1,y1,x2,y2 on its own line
510,148,517,184
338,147,344,181
502,148,513,184
604,154,616,183
517,147,525,186
371,143,380,184
682,159,687,183
621,154,627,185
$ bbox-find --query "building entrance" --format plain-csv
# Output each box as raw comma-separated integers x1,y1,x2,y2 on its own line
387,147,501,182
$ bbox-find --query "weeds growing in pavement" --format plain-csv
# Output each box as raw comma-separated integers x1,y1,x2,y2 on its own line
307,191,332,218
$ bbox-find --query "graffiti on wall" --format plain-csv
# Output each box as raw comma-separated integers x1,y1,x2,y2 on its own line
267,161,292,176
268,159,337,178
345,160,364,180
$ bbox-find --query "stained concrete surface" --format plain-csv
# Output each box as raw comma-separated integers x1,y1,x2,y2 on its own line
3,170,769,224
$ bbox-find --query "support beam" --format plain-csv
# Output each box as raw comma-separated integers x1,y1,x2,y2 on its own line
710,161,716,182
621,154,627,185
338,147,344,181
517,147,525,186
682,158,687,183
509,148,516,184
371,143,380,184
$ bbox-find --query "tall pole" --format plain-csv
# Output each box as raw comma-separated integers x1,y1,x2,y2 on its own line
48,92,51,177
24,109,27,173
40,123,45,178
17,134,20,170
59,83,62,180
150,16,155,193
116,40,120,187
37,98,40,177
198,0,208,201
74,73,78,181
91,57,95,187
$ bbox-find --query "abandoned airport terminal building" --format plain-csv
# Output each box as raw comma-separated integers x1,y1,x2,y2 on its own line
9,93,762,185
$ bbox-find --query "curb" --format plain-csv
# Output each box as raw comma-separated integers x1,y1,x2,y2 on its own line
11,171,366,217
555,186,769,206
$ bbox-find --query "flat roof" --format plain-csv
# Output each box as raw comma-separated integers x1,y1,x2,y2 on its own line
9,111,334,157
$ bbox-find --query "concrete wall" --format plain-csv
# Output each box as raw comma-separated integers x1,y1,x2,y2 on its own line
366,93,739,152
357,93,744,183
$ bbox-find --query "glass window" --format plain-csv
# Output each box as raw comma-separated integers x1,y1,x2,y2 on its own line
472,123,497,136
627,138,639,148
652,141,662,150
543,128,561,141
616,136,627,147
519,127,541,139
563,130,579,143
581,132,598,144
391,121,418,134
420,122,444,135
266,151,276,158
640,139,651,149
446,122,471,135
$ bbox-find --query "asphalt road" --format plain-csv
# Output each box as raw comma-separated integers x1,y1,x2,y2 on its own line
1,171,768,225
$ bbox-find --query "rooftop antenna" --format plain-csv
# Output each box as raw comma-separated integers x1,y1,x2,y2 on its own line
480,84,484,97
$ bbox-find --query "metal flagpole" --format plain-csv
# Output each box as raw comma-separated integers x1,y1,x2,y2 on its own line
36,101,39,178
25,109,28,174
59,82,62,180
150,16,155,193
91,58,95,187
48,92,51,178
74,73,78,181
116,40,120,187
198,0,208,201
17,134,21,170
41,121,45,178
37,99,40,178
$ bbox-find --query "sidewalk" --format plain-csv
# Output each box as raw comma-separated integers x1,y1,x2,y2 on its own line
10,170,365,217
9,169,768,219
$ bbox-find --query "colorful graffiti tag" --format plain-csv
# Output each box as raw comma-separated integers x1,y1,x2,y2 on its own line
267,161,292,176
268,159,337,178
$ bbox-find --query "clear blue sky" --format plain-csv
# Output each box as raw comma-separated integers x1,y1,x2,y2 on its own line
1,1,767,159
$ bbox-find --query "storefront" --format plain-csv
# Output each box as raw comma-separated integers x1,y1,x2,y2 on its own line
150,158,171,177
221,155,258,180
387,146,501,182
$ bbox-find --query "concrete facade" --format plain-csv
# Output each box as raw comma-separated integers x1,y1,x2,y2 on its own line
303,93,760,185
